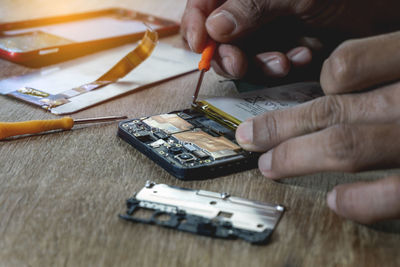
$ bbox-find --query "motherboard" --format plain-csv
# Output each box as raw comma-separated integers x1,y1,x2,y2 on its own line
118,109,259,179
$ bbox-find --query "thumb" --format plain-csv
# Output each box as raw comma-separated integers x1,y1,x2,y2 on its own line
205,0,278,42
327,176,400,224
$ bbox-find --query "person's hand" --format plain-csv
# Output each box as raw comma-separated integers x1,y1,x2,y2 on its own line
181,0,400,79
235,31,400,224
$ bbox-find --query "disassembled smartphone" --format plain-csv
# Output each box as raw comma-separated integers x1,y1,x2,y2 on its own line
118,107,259,180
119,181,285,244
118,82,322,180
0,8,179,67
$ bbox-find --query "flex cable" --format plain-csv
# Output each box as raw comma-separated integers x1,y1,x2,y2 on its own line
11,28,158,109
192,100,240,130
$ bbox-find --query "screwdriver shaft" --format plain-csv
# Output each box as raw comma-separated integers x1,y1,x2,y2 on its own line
192,70,205,104
74,115,128,124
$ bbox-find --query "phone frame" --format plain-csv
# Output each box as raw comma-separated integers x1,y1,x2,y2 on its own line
0,8,179,67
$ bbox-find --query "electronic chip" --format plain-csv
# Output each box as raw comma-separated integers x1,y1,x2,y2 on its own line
175,153,196,163
143,114,193,134
193,150,209,159
172,130,240,159
177,112,193,120
183,143,197,152
149,139,167,148
195,117,232,135
153,131,168,139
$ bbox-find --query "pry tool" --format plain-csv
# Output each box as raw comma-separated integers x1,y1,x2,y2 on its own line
192,39,216,104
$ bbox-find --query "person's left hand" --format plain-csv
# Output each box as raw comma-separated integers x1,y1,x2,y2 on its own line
235,31,400,224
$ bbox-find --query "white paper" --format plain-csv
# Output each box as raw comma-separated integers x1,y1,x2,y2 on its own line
0,42,201,114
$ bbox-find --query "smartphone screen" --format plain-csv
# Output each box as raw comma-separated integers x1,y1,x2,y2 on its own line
1,16,161,53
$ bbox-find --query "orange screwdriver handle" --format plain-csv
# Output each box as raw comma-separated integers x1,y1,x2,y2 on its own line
198,39,216,71
0,117,74,140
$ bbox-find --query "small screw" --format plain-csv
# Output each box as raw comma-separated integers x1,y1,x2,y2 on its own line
145,181,156,188
220,192,230,199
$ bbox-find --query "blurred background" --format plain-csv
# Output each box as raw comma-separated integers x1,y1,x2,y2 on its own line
0,0,186,22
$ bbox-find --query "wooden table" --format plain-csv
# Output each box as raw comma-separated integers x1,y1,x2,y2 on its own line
1,1,399,266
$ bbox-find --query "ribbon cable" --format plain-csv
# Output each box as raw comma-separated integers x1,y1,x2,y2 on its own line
15,27,158,109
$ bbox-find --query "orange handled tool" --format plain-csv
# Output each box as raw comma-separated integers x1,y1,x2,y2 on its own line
192,39,217,104
0,115,127,140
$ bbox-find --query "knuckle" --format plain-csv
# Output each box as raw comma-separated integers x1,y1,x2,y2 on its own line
388,176,400,198
303,95,346,131
324,125,362,171
323,40,357,93
274,140,291,165
253,113,279,147
236,0,265,20
294,0,318,15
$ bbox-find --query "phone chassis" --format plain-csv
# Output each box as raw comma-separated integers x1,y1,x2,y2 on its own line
118,109,259,180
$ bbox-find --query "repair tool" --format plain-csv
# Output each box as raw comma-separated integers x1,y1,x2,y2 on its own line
0,115,127,140
192,39,216,104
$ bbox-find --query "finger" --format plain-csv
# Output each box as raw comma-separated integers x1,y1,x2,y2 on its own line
327,176,400,224
236,81,400,152
321,31,400,94
255,52,290,78
211,44,248,78
257,124,400,179
181,0,221,52
203,0,342,43
297,37,323,52
286,46,313,67
205,0,278,42
211,60,234,78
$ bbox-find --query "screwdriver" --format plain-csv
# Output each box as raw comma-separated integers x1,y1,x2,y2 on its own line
192,39,217,104
0,115,127,140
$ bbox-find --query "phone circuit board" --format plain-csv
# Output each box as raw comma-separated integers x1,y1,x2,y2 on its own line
117,109,259,180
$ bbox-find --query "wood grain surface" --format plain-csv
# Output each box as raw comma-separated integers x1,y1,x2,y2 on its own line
0,1,399,266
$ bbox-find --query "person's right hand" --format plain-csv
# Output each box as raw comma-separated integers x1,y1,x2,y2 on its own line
181,0,400,79
234,30,400,224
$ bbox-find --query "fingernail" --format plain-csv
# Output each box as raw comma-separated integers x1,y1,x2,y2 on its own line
259,56,285,76
288,48,310,63
327,189,337,212
206,10,237,36
222,56,239,77
259,150,273,176
267,59,284,74
187,31,194,51
236,120,253,144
